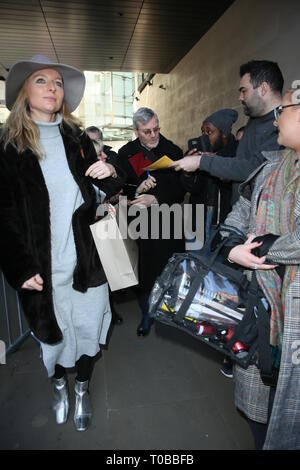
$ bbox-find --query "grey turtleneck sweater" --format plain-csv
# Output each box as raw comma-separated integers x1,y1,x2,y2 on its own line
37,114,83,273
35,115,111,377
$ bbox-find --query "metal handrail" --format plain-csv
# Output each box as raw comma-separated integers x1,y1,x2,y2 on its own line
0,272,31,356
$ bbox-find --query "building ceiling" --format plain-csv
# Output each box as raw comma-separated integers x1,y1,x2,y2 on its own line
0,0,234,76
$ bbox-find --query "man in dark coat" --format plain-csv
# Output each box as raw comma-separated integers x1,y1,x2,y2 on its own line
118,107,186,336
171,60,284,205
182,108,239,248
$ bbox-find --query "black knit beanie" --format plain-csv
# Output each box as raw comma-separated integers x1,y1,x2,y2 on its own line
204,108,238,135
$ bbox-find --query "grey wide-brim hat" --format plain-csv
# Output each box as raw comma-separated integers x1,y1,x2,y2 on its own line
5,54,86,112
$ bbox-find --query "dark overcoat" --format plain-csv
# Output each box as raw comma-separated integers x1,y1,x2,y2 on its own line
181,134,238,231
118,135,186,293
0,122,124,344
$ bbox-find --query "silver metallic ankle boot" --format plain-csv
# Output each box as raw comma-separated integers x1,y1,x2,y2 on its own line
74,379,92,432
52,375,69,424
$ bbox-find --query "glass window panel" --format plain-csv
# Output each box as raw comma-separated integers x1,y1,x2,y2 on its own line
126,104,133,117
81,71,148,142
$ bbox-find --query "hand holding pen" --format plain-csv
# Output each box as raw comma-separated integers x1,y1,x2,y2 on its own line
135,170,157,195
129,170,158,207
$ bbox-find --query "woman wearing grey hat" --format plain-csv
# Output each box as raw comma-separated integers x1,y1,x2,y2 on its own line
0,55,124,431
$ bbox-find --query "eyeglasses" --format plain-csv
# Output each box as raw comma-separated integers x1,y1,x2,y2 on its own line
274,104,299,121
138,126,160,136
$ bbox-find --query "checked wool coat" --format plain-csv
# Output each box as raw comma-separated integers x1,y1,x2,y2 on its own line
224,149,300,449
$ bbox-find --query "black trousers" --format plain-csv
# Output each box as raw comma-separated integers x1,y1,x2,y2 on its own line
53,354,94,382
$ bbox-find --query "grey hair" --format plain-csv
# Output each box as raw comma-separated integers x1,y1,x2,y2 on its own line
133,107,159,130
86,126,103,139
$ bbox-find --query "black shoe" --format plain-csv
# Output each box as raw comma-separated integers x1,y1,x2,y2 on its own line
220,358,233,378
137,316,153,337
112,312,123,325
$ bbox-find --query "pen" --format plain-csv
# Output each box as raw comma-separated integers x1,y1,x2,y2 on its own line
135,171,151,198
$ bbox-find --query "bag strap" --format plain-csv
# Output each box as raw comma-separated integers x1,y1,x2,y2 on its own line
188,253,248,294
201,223,246,266
173,226,248,325
227,272,274,380
226,274,259,350
173,271,204,325
207,236,228,267
246,274,273,377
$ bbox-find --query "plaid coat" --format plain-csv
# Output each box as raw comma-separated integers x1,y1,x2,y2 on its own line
224,150,300,449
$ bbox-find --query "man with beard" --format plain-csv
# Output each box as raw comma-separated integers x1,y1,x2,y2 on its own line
171,60,284,204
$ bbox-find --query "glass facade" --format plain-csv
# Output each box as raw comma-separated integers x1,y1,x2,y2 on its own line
0,81,9,125
77,71,135,143
1,71,140,150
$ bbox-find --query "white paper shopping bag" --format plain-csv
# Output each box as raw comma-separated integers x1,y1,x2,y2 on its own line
90,204,139,291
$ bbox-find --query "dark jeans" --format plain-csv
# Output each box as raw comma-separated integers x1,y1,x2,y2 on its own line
138,292,151,318
247,386,276,450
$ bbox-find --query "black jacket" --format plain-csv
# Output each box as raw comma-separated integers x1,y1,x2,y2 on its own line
199,109,282,203
118,134,184,201
181,134,238,227
0,123,125,344
118,135,186,292
103,144,119,167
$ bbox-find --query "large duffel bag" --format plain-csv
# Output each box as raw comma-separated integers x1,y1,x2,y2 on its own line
148,226,276,384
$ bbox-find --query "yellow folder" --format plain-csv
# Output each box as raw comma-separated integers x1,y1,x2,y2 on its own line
143,155,174,171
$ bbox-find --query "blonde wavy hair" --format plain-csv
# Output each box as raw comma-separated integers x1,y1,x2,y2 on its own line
2,78,83,160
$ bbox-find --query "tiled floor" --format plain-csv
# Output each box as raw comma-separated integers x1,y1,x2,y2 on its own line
0,289,254,450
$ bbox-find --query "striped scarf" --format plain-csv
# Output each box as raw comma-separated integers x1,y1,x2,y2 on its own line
255,149,300,348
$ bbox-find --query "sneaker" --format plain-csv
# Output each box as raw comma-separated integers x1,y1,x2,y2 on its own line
220,359,233,378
